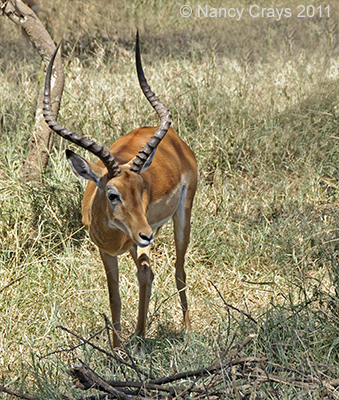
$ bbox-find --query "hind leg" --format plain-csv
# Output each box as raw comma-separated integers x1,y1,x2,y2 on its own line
172,186,194,330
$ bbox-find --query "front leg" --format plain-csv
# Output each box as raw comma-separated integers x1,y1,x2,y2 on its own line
99,249,121,347
130,245,154,338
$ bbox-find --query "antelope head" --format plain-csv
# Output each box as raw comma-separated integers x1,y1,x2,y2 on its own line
67,150,154,247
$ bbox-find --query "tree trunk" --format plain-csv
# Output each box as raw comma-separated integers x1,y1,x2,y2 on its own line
1,0,64,183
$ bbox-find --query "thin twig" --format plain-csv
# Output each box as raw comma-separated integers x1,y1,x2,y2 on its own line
0,274,27,294
58,325,150,379
40,326,106,359
103,313,115,355
103,315,146,382
318,307,339,325
229,334,257,360
149,357,266,385
208,280,258,324
210,333,257,368
252,366,317,390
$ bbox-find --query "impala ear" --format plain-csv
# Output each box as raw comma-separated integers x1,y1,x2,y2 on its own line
66,149,105,188
140,148,157,173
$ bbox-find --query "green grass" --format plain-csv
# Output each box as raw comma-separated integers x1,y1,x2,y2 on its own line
1,0,339,398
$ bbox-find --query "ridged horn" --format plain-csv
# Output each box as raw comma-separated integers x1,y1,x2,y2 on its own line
129,31,172,174
43,42,121,179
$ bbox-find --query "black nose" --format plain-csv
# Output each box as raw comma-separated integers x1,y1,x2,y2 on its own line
139,232,154,243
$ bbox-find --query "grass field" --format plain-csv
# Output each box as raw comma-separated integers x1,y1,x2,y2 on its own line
1,0,339,398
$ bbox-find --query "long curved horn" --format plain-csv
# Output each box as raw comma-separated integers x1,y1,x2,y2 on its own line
43,42,121,179
129,32,172,174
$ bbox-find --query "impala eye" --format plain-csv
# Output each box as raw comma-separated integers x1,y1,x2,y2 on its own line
108,193,121,203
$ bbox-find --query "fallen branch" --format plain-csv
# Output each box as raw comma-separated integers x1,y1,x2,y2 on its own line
68,356,265,400
68,363,205,396
67,362,132,400
67,349,339,399
0,384,42,400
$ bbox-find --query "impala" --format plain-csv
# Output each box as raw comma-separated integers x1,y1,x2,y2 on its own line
43,34,197,347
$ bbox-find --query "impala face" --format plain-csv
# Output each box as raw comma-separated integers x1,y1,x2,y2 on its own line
43,33,198,348
105,171,154,248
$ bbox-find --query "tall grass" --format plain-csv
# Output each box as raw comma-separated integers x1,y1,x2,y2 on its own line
1,0,339,398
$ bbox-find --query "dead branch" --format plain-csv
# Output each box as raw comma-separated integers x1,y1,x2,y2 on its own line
69,362,227,399
67,362,132,400
68,364,203,396
0,384,43,400
66,332,261,399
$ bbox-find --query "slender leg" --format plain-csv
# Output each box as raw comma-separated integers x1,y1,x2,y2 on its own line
172,187,194,330
130,245,154,338
99,249,121,347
